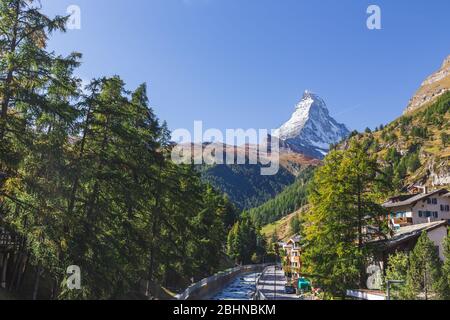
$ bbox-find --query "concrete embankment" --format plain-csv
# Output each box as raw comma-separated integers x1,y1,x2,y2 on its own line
176,264,271,300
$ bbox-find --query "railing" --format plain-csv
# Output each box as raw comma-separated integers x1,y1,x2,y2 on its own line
254,267,269,300
176,263,271,300
391,217,413,225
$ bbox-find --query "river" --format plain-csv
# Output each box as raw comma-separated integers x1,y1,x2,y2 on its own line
211,272,261,300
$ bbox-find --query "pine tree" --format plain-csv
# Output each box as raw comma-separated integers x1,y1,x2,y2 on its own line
384,251,409,300
290,215,301,235
0,0,81,297
405,232,442,300
438,235,450,299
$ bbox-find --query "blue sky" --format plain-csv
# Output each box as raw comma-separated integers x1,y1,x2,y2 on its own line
42,0,450,134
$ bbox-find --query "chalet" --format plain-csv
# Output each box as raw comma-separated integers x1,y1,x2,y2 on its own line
349,220,448,300
372,220,448,263
382,188,450,228
282,235,302,279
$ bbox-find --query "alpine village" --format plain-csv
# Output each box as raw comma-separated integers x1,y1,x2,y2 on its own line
1,0,450,301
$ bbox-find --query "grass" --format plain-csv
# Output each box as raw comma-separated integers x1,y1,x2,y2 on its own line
261,210,300,241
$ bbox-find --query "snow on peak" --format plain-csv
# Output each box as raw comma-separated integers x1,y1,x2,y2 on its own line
273,91,349,159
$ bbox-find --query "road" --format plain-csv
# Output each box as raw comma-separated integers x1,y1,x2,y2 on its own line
256,265,300,300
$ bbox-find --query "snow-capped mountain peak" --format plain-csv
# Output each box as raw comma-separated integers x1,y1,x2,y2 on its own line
273,91,349,159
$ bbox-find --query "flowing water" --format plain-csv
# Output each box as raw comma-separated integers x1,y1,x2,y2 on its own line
211,272,261,300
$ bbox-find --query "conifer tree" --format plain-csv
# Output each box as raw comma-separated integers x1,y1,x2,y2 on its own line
384,251,409,300
303,140,388,298
405,232,442,300
441,235,450,299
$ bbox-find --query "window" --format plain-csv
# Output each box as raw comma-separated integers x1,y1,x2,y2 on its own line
441,205,445,211
432,198,438,205
426,211,431,218
434,212,438,218
419,211,423,218
446,205,450,212
427,199,431,204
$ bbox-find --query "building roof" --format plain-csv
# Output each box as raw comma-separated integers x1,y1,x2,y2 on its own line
383,189,448,209
371,220,448,250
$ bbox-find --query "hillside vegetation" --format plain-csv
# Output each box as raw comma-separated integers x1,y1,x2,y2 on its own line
260,209,305,241
200,164,296,210
341,91,450,191
248,167,314,228
259,91,449,242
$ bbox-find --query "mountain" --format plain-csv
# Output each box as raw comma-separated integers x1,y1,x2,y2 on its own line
371,91,449,189
187,91,348,210
341,55,450,189
258,55,450,239
405,55,450,115
196,143,320,210
273,91,350,159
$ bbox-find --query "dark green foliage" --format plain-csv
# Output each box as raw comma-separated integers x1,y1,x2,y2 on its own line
226,218,266,265
0,1,237,300
349,130,359,138
303,141,389,298
289,214,302,235
406,152,421,173
405,232,443,300
385,234,450,300
441,235,450,299
199,163,295,210
384,252,409,300
248,167,314,228
421,91,450,125
441,132,450,147
411,126,428,139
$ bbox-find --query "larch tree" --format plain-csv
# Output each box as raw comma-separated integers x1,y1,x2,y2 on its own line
302,140,388,298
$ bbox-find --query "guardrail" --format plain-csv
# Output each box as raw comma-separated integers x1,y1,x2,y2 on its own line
176,263,271,300
254,266,271,300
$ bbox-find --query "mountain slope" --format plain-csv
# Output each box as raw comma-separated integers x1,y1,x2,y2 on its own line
192,142,321,210
273,91,350,159
259,55,450,240
260,210,303,241
342,89,450,190
200,163,295,210
405,55,450,115
248,167,314,228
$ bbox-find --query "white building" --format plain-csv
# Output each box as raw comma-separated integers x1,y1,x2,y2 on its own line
383,188,450,228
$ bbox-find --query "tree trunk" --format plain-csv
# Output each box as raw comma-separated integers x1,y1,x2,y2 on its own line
67,104,93,215
15,254,28,292
8,252,21,291
147,159,163,295
32,265,42,300
1,252,9,289
357,176,365,288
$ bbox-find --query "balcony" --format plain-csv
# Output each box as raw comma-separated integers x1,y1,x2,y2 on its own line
391,217,413,227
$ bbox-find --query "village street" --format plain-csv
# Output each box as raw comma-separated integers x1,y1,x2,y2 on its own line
257,266,304,300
